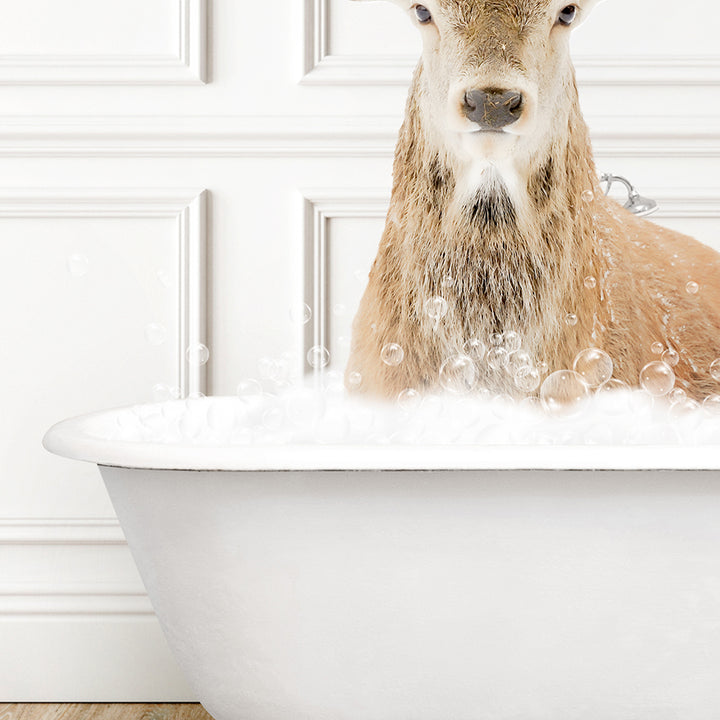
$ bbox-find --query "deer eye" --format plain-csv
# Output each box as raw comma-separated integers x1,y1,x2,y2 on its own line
414,5,432,24
557,5,577,25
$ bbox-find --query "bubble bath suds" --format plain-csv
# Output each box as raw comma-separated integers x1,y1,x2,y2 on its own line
105,378,720,449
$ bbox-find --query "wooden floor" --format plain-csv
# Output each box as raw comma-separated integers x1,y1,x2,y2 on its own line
0,706,214,720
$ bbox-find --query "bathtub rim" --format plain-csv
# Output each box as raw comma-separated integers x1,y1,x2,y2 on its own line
42,402,720,472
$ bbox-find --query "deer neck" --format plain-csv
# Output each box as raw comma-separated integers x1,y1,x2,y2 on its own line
386,66,600,352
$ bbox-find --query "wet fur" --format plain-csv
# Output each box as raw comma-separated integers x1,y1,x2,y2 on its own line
347,7,720,400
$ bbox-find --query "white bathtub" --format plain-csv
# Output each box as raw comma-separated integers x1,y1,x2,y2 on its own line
43,401,720,720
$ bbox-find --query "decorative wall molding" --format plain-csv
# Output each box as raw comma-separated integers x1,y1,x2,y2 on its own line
303,0,720,86
646,191,720,219
0,188,208,397
0,583,153,616
302,189,389,367
0,116,720,157
0,0,207,85
0,517,150,617
0,517,123,545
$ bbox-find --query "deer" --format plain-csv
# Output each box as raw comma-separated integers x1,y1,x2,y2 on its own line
345,0,720,403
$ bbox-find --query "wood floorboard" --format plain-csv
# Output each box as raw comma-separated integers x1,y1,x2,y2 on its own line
0,705,215,720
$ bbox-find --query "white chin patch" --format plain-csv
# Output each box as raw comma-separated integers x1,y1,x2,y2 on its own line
456,150,523,210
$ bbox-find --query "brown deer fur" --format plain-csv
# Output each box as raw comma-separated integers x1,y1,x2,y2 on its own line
346,0,720,400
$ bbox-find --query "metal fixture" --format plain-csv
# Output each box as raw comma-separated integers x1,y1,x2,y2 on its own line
599,173,659,217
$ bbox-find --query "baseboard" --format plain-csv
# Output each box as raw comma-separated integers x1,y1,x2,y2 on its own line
0,616,195,701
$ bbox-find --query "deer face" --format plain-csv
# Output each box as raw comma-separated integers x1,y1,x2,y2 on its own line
352,0,601,197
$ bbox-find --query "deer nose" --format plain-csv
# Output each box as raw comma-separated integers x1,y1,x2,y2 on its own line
462,88,524,130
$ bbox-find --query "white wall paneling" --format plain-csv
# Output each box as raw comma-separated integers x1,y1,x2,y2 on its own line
303,0,720,87
0,517,124,545
0,115,720,158
0,188,208,402
0,188,207,700
0,0,207,84
303,189,389,374
0,0,717,704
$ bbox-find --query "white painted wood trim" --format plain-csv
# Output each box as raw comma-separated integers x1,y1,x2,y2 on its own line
0,188,209,398
302,0,720,86
0,584,153,616
0,517,123,545
303,52,720,87
0,116,719,157
0,0,207,85
302,190,390,373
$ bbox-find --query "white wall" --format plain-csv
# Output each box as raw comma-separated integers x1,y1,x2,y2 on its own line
0,0,718,701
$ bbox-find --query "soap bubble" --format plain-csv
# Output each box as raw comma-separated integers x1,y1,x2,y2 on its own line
596,379,631,414
258,356,288,383
439,354,477,394
565,313,578,327
236,378,263,400
381,343,404,366
67,253,89,277
573,348,613,388
145,323,167,346
584,276,597,289
463,338,486,362
489,333,503,347
640,361,675,397
508,350,532,375
289,303,312,325
581,190,594,203
424,297,448,323
398,388,423,412
540,370,590,416
651,342,664,355
703,395,720,415
152,383,173,402
686,281,700,295
662,348,680,367
668,387,687,405
307,345,330,369
597,379,630,395
669,398,701,419
441,275,454,289
347,371,363,389
487,347,509,370
515,366,541,393
186,343,210,367
501,331,521,353
710,359,720,382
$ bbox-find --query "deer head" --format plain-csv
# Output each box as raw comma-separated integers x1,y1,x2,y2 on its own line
351,0,603,206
